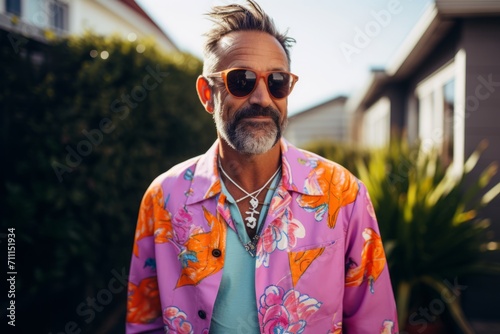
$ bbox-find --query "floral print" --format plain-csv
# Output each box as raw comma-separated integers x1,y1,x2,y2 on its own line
258,285,322,334
257,208,305,268
345,228,387,293
126,139,398,333
380,320,395,334
297,159,358,229
163,306,193,334
288,247,325,287
133,186,163,257
328,320,342,334
127,277,161,324
171,207,204,245
153,207,173,245
176,206,226,287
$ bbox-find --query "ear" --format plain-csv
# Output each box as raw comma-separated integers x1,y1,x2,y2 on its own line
196,75,214,113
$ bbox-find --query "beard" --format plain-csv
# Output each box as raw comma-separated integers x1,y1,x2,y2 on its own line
214,105,287,155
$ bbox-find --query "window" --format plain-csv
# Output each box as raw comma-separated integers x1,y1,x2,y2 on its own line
414,50,465,173
442,79,455,166
6,0,22,16
416,61,456,166
50,0,68,31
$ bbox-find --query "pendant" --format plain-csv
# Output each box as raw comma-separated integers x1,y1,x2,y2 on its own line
245,206,259,229
250,197,259,209
244,235,260,257
245,196,260,229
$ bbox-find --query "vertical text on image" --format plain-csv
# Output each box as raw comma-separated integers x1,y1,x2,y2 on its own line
6,228,16,327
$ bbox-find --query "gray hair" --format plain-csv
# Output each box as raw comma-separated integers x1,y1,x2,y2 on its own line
202,0,295,75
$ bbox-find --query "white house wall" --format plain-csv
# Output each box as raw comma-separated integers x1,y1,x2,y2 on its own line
0,0,176,52
362,97,390,148
284,99,350,147
73,0,176,52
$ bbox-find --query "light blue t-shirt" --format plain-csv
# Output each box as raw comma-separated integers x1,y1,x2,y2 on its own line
209,172,280,334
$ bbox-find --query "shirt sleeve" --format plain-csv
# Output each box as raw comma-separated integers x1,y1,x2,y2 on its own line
343,181,399,334
126,185,165,333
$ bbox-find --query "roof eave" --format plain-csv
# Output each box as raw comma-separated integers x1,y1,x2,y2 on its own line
436,0,500,17
387,0,500,79
346,70,388,114
386,4,455,79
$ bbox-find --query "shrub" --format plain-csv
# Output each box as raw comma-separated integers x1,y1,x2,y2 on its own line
306,139,500,332
2,31,216,333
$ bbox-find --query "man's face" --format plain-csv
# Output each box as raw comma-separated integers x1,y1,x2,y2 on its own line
210,31,290,155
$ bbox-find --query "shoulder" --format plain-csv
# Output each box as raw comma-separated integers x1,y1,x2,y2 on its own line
285,141,360,189
142,155,202,200
155,156,201,184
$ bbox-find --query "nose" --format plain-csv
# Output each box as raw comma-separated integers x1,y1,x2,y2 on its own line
248,76,273,107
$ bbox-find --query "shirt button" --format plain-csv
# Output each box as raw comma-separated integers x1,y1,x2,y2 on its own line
212,249,222,257
198,310,207,319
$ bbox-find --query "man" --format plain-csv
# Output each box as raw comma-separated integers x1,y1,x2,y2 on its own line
126,1,398,333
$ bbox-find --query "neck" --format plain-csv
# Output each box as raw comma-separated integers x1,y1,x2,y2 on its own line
218,139,282,192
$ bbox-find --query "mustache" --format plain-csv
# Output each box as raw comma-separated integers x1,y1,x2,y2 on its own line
233,105,281,123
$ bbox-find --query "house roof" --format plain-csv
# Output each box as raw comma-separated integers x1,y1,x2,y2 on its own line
348,0,500,114
119,0,164,36
113,0,179,51
436,0,500,17
289,95,348,119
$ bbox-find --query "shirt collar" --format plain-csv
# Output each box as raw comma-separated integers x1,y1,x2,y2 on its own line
185,138,323,206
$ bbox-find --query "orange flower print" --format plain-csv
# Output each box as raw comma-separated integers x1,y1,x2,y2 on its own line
328,321,342,334
345,228,387,293
176,207,226,287
154,204,173,244
204,179,221,199
127,277,161,324
297,159,358,229
288,247,325,287
133,186,163,257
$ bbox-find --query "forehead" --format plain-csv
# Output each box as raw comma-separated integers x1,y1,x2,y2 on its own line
215,31,289,71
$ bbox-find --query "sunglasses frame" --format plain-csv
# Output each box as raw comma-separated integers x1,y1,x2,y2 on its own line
207,68,299,99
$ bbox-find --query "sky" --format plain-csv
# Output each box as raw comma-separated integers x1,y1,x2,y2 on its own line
136,0,433,115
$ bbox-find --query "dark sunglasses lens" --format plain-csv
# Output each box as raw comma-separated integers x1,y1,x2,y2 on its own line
268,72,291,98
226,70,257,97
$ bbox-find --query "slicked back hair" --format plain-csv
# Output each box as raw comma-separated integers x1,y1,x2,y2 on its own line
202,0,295,76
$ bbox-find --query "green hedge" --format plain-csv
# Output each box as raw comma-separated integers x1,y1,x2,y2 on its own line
2,31,216,333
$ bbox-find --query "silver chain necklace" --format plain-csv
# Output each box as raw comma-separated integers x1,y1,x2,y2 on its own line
218,158,281,229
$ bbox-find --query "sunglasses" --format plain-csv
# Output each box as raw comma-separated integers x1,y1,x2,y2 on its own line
207,68,299,99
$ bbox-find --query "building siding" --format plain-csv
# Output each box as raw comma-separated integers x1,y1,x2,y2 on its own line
285,97,350,147
462,17,500,234
351,12,500,324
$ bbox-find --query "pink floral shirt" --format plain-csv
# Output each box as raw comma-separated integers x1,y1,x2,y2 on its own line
126,139,398,333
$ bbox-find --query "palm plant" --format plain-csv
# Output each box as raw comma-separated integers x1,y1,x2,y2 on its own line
355,139,500,332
